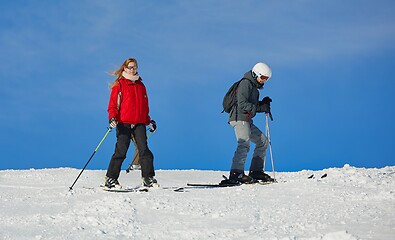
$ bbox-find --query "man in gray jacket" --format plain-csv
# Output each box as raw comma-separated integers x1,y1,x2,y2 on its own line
228,62,275,183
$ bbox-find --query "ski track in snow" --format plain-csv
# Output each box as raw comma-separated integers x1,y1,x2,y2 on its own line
0,165,394,240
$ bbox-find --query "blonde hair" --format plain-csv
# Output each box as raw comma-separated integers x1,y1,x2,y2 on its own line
109,58,138,89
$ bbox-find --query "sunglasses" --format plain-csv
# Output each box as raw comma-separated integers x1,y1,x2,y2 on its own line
126,65,137,70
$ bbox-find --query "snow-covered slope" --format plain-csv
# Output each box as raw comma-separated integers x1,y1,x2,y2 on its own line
0,165,394,240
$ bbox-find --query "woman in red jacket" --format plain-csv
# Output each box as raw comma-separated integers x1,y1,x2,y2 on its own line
105,58,158,189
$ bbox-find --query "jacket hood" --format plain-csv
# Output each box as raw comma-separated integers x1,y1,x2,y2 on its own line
243,71,264,89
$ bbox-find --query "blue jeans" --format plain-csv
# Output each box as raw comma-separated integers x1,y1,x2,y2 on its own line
230,121,268,172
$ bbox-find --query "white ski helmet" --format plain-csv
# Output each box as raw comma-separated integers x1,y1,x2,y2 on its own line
252,62,272,81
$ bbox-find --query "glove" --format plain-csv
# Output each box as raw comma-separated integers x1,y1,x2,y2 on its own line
257,97,272,113
109,117,117,129
261,96,272,104
259,103,271,114
148,120,157,132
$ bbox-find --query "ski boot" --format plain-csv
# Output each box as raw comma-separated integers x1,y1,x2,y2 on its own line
142,176,159,188
228,171,257,184
104,177,122,190
126,164,141,173
248,171,275,182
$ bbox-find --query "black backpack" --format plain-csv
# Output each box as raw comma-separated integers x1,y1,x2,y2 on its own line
222,79,244,113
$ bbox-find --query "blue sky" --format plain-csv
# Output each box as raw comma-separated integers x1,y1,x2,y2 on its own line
1,0,394,172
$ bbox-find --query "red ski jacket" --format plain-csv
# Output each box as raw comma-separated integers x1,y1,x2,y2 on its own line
107,76,151,125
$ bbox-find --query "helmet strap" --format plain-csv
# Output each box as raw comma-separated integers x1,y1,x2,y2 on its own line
251,70,258,80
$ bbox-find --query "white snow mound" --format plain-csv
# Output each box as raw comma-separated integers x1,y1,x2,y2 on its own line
0,165,394,240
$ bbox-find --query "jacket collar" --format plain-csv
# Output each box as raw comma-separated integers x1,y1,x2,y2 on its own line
243,71,264,89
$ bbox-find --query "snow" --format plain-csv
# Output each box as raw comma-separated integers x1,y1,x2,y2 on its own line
0,165,394,240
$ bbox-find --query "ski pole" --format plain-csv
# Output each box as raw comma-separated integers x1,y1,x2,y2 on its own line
147,129,153,138
69,127,113,191
265,113,276,182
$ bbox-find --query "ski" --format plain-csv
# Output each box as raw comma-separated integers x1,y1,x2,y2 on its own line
257,181,274,185
102,186,149,193
187,175,239,188
98,184,184,192
186,174,275,189
187,181,273,188
160,186,185,192
187,183,239,188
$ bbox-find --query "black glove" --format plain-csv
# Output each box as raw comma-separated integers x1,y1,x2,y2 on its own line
260,103,271,114
148,120,157,132
257,97,272,113
261,96,272,104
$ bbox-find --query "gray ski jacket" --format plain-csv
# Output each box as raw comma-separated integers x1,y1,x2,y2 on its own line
228,71,264,122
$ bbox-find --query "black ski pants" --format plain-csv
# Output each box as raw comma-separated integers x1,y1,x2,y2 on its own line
106,123,155,179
